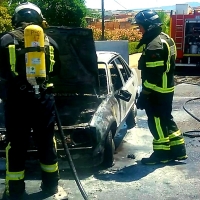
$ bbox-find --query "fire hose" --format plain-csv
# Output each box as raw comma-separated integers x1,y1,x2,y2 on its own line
54,105,89,200
182,96,200,138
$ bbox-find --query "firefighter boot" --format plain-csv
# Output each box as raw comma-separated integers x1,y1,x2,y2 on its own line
40,170,68,199
141,151,173,165
2,191,26,200
40,182,58,195
41,170,59,195
41,183,68,200
171,143,188,161
2,180,26,200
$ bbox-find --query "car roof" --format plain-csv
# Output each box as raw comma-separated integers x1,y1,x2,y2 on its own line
96,51,119,64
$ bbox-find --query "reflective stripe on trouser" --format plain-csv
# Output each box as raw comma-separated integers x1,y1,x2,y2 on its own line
40,136,59,186
5,143,25,196
40,137,58,174
4,92,59,194
146,104,172,159
169,130,187,158
146,104,187,159
167,118,187,158
152,117,171,158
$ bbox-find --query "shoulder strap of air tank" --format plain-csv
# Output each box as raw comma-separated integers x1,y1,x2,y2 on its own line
8,44,18,75
8,29,24,43
44,35,55,73
7,30,23,75
11,30,45,55
44,34,50,46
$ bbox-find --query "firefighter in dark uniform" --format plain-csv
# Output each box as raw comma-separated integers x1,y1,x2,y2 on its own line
0,2,62,199
134,9,188,165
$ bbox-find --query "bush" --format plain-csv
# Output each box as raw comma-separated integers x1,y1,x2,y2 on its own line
129,42,143,54
88,26,143,54
88,26,142,42
0,6,12,33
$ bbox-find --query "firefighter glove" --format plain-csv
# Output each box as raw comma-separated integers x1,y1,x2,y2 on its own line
136,93,149,110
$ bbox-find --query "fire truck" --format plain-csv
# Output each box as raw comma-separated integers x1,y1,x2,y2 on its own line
170,4,200,73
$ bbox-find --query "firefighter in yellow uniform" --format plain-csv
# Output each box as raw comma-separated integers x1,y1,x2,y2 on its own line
134,9,188,165
0,2,62,199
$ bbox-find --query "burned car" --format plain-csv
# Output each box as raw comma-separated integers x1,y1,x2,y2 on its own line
0,27,139,167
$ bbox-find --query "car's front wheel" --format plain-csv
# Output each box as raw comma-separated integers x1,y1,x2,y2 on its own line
102,131,115,167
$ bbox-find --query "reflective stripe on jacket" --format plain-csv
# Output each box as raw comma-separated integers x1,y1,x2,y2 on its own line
140,32,176,94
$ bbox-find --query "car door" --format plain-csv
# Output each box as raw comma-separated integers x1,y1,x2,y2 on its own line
108,61,127,122
97,62,121,126
112,56,137,118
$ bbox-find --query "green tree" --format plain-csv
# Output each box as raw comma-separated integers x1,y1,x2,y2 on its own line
30,0,87,27
5,0,87,27
1,0,19,15
86,8,101,19
0,5,12,33
157,10,170,35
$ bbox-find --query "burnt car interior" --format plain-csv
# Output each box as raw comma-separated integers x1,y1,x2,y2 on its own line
112,58,131,82
110,61,132,102
98,65,108,95
110,62,123,91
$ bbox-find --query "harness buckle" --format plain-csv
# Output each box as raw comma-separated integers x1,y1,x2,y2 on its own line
41,84,47,90
20,85,26,90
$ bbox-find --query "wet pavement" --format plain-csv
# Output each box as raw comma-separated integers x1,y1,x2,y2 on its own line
0,83,200,200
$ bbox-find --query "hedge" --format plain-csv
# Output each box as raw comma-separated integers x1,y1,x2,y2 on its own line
129,42,143,55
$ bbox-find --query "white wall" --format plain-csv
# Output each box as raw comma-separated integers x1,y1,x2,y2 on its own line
95,40,129,64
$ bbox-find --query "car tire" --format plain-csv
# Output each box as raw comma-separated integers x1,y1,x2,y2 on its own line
126,104,137,130
103,131,115,168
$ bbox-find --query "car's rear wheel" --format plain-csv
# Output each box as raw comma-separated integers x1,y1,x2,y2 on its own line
126,104,137,129
103,131,115,167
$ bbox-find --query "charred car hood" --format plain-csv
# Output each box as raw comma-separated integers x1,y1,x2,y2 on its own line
45,26,99,94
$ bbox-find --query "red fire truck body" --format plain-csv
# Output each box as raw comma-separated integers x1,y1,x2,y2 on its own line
170,4,200,70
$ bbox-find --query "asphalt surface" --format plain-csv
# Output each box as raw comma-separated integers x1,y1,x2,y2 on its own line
1,53,200,200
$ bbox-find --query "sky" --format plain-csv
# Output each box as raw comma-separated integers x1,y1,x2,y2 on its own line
85,0,198,10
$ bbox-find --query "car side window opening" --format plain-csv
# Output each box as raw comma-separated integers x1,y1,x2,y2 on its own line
110,61,123,91
114,57,132,82
98,63,108,94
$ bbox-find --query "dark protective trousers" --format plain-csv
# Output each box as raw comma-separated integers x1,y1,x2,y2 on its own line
144,92,187,159
4,88,59,196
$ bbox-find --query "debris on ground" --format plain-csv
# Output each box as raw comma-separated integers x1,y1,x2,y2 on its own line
174,76,200,86
127,154,136,159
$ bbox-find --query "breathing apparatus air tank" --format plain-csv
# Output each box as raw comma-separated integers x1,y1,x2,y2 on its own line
24,24,46,95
